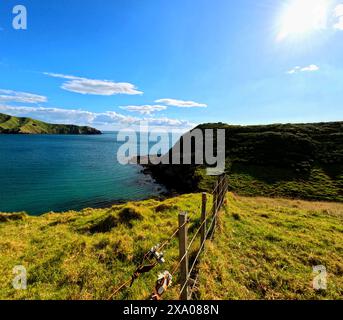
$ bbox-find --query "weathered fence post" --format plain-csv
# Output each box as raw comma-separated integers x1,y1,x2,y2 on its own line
213,180,218,215
223,174,228,206
213,180,219,236
201,193,207,246
178,212,189,300
218,175,225,209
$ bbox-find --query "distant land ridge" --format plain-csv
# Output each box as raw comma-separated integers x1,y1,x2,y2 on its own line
145,121,343,202
0,113,101,135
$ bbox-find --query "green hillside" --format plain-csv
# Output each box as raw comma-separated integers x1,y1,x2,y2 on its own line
0,193,342,300
0,113,101,135
145,122,343,202
199,194,343,300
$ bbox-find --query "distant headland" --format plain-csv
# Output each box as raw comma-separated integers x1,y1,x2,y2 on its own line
0,113,101,135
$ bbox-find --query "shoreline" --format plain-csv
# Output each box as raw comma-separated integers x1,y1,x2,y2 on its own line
0,163,173,216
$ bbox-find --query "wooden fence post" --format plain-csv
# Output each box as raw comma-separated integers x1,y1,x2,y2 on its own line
219,175,225,209
217,178,221,209
213,180,218,215
201,193,207,246
214,180,219,236
178,212,189,300
222,174,227,207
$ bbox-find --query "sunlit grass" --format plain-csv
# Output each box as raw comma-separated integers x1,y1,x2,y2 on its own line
198,194,343,300
0,193,342,300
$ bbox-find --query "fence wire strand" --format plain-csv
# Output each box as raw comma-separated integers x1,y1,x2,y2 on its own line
108,174,228,300
107,220,189,299
180,175,228,298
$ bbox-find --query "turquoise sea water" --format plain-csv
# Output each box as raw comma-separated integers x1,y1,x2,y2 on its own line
0,133,166,215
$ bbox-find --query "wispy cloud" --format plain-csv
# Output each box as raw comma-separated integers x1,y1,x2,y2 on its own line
44,72,143,96
0,105,195,131
334,4,343,30
300,65,320,72
287,64,319,74
120,105,167,115
155,98,207,108
0,89,47,104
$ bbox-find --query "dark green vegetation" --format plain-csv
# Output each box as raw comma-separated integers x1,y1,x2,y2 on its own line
0,193,342,300
0,113,101,135
146,122,343,202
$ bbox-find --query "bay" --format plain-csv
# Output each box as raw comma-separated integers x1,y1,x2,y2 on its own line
0,132,168,215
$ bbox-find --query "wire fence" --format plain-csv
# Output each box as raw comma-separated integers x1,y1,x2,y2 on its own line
108,173,229,301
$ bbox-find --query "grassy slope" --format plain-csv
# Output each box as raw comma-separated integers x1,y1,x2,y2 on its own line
0,194,207,300
147,121,343,202
198,194,343,300
0,113,101,134
197,166,343,202
1,193,342,300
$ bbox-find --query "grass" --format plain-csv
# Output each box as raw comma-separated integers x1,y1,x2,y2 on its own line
194,164,343,202
147,121,343,203
198,194,343,300
0,194,208,300
227,165,343,202
0,112,101,134
0,193,342,300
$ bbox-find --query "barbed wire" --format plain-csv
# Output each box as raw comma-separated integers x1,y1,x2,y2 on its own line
189,221,216,298
108,174,228,301
179,179,228,297
107,278,132,300
179,209,219,295
107,219,189,299
211,174,226,194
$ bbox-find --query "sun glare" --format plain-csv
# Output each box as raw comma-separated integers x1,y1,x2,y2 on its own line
277,0,331,41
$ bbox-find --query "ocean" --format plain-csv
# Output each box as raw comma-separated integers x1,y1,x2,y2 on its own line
0,132,171,215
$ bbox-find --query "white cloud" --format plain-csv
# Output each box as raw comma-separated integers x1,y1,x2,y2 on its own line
0,105,195,131
0,89,47,104
335,4,343,16
287,66,301,74
140,117,193,127
334,19,343,30
44,72,143,96
155,98,207,108
300,64,320,72
0,105,95,124
334,4,343,30
287,64,319,74
120,105,167,115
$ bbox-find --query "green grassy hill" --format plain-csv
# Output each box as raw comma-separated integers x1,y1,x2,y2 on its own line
198,194,343,300
0,193,342,300
146,122,343,202
0,113,101,135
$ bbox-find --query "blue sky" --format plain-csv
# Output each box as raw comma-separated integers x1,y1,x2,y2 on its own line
0,0,343,131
